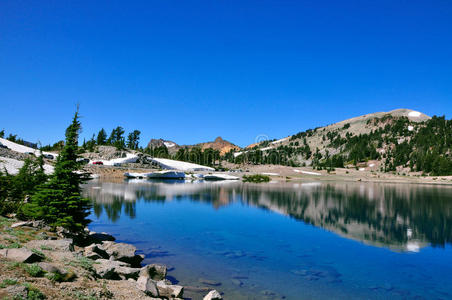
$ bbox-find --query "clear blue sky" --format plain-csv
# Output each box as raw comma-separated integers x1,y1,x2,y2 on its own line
1,0,451,147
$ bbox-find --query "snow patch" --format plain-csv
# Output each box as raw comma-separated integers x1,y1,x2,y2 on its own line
0,157,54,175
151,157,214,172
102,153,139,166
262,172,279,176
408,125,414,131
271,137,289,144
0,138,57,158
408,111,421,117
164,142,176,148
293,169,322,176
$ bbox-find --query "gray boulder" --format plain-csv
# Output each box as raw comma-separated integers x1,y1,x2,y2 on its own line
84,243,109,260
11,221,32,228
203,290,223,300
136,276,159,297
156,280,184,298
93,259,140,280
139,264,167,280
0,248,42,263
102,241,143,266
89,232,116,242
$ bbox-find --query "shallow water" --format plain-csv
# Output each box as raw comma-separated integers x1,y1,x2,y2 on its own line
84,179,452,300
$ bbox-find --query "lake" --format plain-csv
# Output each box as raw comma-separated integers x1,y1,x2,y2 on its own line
83,179,452,300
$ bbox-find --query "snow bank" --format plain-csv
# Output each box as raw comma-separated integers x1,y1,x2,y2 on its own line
408,125,414,131
102,153,138,166
293,169,322,176
0,138,57,158
164,142,176,148
151,157,214,172
0,157,54,175
271,137,289,144
262,172,279,176
204,173,239,180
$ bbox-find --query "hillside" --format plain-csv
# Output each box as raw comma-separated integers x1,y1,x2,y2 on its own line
232,109,452,176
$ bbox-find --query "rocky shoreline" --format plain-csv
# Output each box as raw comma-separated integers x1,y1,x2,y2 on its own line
0,217,222,300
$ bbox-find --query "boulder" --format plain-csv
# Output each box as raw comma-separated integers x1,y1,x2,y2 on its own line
139,264,167,280
136,276,159,297
84,244,109,260
89,232,116,242
26,239,74,251
5,285,28,299
0,248,42,263
93,259,129,279
156,280,184,298
102,241,142,266
38,262,65,274
93,259,140,280
203,290,223,300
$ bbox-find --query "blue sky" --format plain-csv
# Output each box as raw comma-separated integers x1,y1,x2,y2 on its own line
1,0,451,147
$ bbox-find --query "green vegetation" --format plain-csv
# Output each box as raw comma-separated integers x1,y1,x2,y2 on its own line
0,278,18,288
242,174,271,183
22,111,92,232
1,110,92,234
23,264,44,277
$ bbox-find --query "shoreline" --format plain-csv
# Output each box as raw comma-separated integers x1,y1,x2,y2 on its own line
0,216,222,300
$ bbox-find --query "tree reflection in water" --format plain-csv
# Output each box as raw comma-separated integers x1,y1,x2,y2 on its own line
83,180,452,251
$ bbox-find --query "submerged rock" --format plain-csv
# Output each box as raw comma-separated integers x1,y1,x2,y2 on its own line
203,290,223,300
0,248,42,263
199,278,221,286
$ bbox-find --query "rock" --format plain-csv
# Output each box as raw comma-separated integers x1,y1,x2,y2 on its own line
89,232,116,242
136,276,159,297
156,280,184,298
38,262,65,274
0,248,42,263
139,264,167,280
56,226,71,238
93,259,129,279
93,259,140,280
84,244,109,260
116,266,141,280
231,278,243,286
199,278,221,286
26,239,74,251
102,241,143,266
11,221,32,228
203,290,223,300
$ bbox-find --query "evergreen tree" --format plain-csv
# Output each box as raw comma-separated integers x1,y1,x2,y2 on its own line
0,129,4,138
126,130,141,150
96,128,107,145
22,111,91,232
107,126,125,149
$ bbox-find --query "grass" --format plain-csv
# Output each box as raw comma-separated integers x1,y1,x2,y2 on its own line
0,278,18,288
242,174,271,183
0,242,21,249
39,245,52,251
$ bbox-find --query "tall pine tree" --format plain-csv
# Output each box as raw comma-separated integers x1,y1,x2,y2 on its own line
22,110,91,232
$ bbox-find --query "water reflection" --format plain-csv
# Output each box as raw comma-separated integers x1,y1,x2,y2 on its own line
83,180,452,252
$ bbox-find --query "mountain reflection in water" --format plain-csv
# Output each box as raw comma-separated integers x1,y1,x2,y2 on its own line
83,180,452,252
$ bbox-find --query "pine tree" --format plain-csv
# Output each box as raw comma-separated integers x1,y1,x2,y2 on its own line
22,111,91,232
96,128,107,145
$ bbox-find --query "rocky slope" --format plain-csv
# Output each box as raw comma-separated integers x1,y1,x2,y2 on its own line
147,137,240,156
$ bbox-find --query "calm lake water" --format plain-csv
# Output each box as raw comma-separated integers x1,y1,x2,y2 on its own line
83,179,452,300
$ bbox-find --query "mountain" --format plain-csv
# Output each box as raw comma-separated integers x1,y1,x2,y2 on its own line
147,136,240,156
238,109,452,175
195,137,240,156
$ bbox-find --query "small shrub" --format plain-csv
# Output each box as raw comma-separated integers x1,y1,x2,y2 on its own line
24,264,44,277
31,248,45,258
23,283,46,300
242,174,271,183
